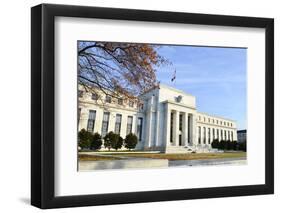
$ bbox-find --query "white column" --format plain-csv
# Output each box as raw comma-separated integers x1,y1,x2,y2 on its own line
120,115,127,139
206,127,209,145
233,130,237,141
95,108,103,135
108,112,115,133
210,128,212,144
183,112,188,146
187,114,192,145
145,111,152,148
191,114,197,146
173,110,179,146
154,105,160,147
78,107,88,131
165,104,171,147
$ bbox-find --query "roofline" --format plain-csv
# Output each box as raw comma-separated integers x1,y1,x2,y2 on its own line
163,100,196,110
159,83,194,97
140,83,195,98
197,111,236,122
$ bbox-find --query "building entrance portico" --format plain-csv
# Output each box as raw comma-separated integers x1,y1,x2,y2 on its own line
165,101,197,152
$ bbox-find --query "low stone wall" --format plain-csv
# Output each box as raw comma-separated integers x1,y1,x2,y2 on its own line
80,151,161,155
79,158,169,171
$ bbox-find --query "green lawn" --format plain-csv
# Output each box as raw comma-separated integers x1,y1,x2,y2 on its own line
79,152,246,161
105,152,246,160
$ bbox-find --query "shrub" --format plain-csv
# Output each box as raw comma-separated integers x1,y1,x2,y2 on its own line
103,138,111,151
218,140,225,150
232,140,238,150
215,140,239,151
226,140,232,150
238,141,247,151
91,132,103,150
124,133,138,150
78,129,93,149
103,131,121,151
112,136,123,150
211,139,219,149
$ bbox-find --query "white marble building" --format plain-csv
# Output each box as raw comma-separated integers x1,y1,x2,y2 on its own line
78,84,237,153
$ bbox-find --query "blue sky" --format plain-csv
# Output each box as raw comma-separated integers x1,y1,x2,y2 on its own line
156,45,247,130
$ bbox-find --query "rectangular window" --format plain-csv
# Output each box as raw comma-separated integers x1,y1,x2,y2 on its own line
105,95,111,103
208,128,210,144
126,116,133,135
198,126,201,144
118,98,123,105
129,100,134,107
217,129,219,140
138,103,144,110
203,127,206,144
91,93,98,100
170,112,174,142
231,131,234,141
221,129,223,140
179,135,182,146
114,114,122,134
228,131,230,141
179,114,183,131
101,112,110,137
224,130,227,140
212,128,215,141
188,115,191,143
137,117,143,141
87,110,96,132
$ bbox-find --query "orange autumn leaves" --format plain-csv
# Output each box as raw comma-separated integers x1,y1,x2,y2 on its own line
78,41,169,100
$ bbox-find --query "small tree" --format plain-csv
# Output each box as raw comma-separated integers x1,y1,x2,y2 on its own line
124,133,138,150
78,129,93,149
104,131,120,151
91,132,102,150
111,135,123,150
103,138,111,151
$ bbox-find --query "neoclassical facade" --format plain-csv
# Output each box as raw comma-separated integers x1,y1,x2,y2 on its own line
78,84,237,153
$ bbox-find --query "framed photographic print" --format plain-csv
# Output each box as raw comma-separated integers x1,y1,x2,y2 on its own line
31,3,274,209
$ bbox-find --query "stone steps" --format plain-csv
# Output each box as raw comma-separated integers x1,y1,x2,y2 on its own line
165,146,193,153
165,145,218,153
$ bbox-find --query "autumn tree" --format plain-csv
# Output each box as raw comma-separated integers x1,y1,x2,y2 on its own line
78,41,169,100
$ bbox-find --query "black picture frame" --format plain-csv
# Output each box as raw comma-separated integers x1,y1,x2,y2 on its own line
31,3,274,209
